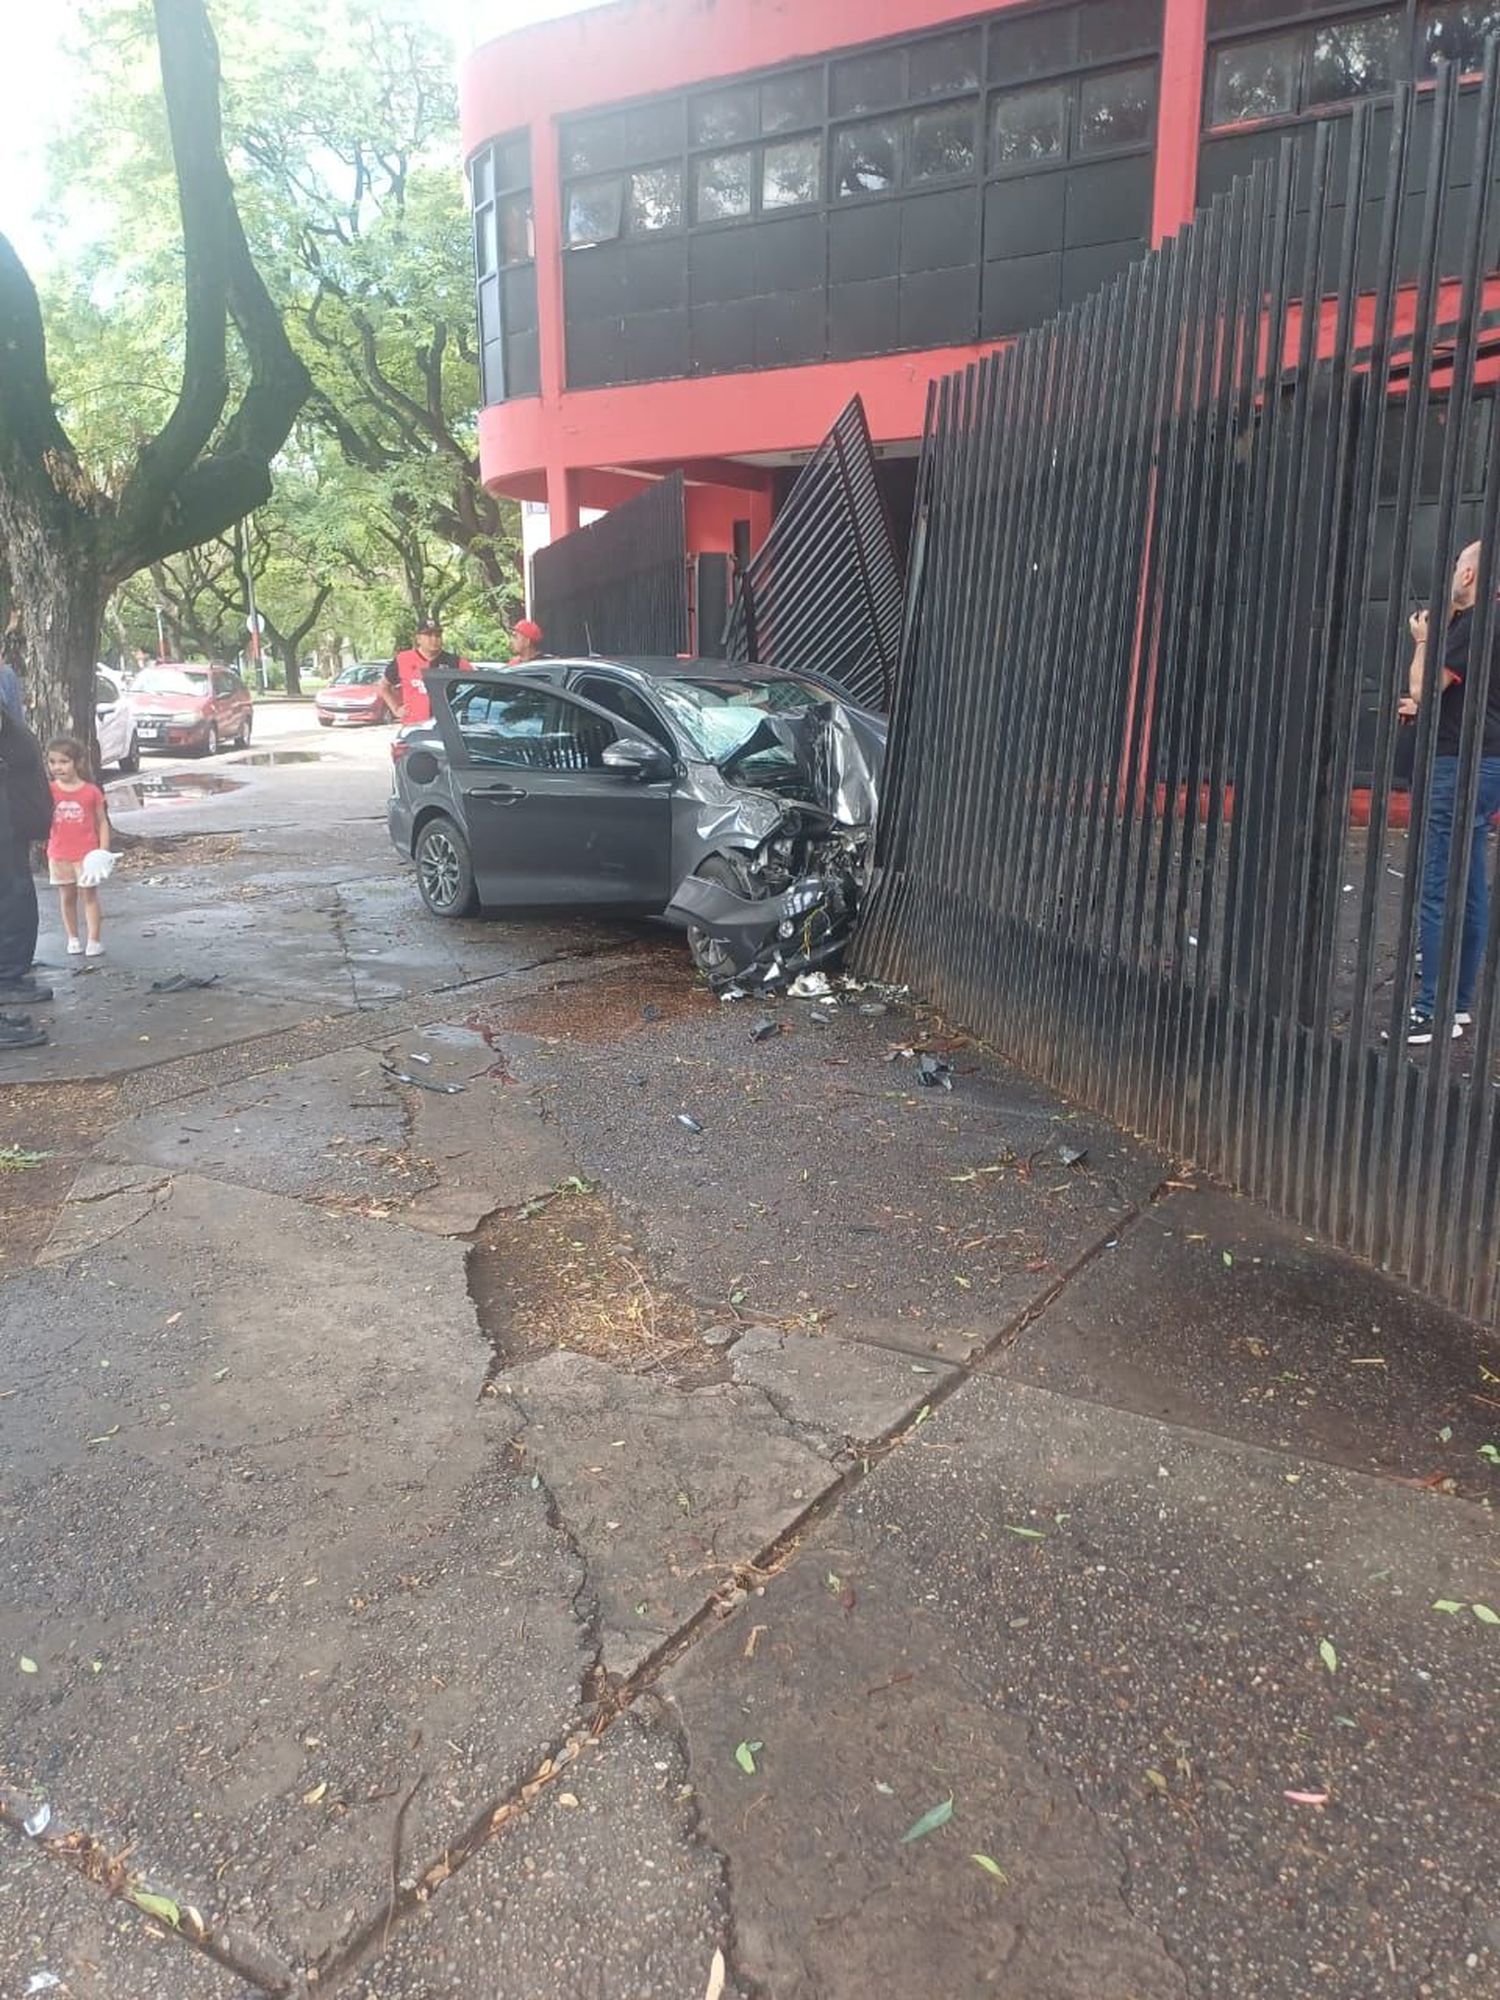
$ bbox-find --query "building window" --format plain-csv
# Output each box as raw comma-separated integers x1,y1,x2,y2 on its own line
691,85,757,146
1078,62,1157,149
469,129,536,406
1207,2,1500,130
694,148,756,221
761,68,824,133
989,81,1069,167
831,48,906,117
567,175,624,247
627,165,683,233
909,101,979,181
762,135,822,209
497,192,534,264
834,118,901,198
909,27,983,98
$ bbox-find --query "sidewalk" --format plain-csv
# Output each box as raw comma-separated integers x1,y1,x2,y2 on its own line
0,797,1496,1999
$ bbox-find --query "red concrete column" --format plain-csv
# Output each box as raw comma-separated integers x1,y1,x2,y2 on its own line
546,464,581,538
1153,0,1209,245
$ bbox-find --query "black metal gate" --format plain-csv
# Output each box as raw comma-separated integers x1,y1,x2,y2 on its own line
724,396,904,711
860,50,1500,1322
532,473,687,658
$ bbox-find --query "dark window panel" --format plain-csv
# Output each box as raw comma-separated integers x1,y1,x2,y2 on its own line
753,213,825,292
984,171,1067,259
1063,155,1153,247
563,109,628,177
691,85,757,146
1308,8,1402,107
689,229,759,303
470,150,492,204
1209,33,1301,124
1197,125,1294,204
564,241,628,315
1078,63,1157,152
1209,0,1317,28
624,236,689,312
1061,236,1145,305
831,47,905,117
692,300,758,373
567,176,624,247
835,117,901,198
498,192,534,264
897,263,980,347
566,316,626,389
1078,0,1163,62
829,197,902,281
694,148,755,221
621,99,685,161
624,308,691,381
503,264,538,334
628,164,683,233
481,335,505,406
982,251,1063,334
474,207,494,277
495,134,530,191
990,82,1068,169
909,100,979,182
909,27,982,98
753,288,825,366
988,7,1078,84
761,67,823,134
1421,1,1500,74
829,276,900,357
477,275,503,346
763,134,822,209
504,327,540,398
900,186,981,272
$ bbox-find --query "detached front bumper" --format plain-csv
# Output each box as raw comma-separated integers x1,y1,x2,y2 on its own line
666,870,857,988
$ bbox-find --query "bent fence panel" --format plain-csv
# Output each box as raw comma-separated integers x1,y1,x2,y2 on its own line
532,474,688,659
859,48,1500,1322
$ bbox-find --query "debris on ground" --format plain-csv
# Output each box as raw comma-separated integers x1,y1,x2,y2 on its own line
917,1054,955,1091
148,973,220,993
788,972,834,999
750,1017,782,1043
381,1063,465,1095
676,1112,704,1133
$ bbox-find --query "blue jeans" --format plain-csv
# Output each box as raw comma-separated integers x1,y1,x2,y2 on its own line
1417,755,1500,1015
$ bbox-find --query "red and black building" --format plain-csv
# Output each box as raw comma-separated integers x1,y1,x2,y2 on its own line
461,0,1499,584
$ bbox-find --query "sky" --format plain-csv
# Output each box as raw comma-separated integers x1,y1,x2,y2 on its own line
1,0,603,273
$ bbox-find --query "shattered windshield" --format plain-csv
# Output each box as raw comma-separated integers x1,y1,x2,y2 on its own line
652,675,828,764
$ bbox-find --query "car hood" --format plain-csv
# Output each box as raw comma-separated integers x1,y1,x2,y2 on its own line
715,700,884,826
321,684,378,700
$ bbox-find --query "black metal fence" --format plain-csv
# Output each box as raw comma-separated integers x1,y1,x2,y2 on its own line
532,473,688,658
725,396,903,711
860,51,1500,1322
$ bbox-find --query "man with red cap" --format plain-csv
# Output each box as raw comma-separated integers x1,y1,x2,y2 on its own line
511,618,544,666
380,619,469,725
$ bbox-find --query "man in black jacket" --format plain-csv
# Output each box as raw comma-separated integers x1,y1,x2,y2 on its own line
0,708,55,1037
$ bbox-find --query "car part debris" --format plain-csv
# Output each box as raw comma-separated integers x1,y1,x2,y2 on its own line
406,1051,433,1066
1057,1144,1089,1168
22,1802,51,1837
750,1017,781,1042
809,1009,833,1027
149,973,220,993
26,1976,62,1995
676,1112,704,1133
381,1063,465,1094
859,1001,889,1016
669,870,858,993
789,971,835,999
917,1054,954,1090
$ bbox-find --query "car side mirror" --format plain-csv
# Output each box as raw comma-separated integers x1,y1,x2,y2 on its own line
603,736,672,779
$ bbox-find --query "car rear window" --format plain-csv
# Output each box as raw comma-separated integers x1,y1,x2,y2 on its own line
446,683,618,771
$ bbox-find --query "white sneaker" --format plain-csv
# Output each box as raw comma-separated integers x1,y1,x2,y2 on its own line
84,940,104,958
66,938,83,955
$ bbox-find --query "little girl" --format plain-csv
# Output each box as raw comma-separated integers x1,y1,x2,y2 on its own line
46,737,110,957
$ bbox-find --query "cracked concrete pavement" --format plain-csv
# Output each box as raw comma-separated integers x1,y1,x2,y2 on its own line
2,713,1498,1998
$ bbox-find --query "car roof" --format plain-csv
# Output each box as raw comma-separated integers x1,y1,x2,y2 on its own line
555,655,804,683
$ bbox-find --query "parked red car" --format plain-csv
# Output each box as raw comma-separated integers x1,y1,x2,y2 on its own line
315,662,392,727
129,664,253,756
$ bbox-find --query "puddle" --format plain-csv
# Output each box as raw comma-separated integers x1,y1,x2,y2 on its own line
234,750,327,767
107,772,246,811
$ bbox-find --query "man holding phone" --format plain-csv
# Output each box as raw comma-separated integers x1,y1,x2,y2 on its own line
1398,541,1500,1044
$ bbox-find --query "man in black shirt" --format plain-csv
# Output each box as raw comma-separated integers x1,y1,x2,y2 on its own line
1398,540,1500,1043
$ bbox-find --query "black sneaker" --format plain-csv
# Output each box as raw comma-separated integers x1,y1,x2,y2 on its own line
0,1019,47,1049
0,978,53,1004
1407,1009,1463,1045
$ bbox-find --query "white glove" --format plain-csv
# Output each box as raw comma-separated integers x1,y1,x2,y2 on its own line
77,849,118,888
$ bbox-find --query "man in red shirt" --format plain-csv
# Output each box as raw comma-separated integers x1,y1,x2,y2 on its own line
379,619,469,725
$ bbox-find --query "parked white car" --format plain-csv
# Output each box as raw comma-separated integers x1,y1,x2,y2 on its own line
95,666,140,774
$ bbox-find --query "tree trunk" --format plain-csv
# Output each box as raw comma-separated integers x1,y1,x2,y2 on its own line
0,476,104,752
279,640,302,696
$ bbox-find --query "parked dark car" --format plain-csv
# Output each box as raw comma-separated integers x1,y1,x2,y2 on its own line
315,662,392,727
129,664,253,756
386,657,884,984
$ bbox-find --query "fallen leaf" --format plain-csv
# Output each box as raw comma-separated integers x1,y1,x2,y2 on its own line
1473,1603,1500,1625
1004,1525,1046,1540
1319,1640,1338,1675
19,1656,37,1675
1432,1599,1466,1614
900,1795,955,1843
1480,1443,1500,1465
164,1312,183,1327
970,1852,1007,1880
912,1404,931,1427
1437,1425,1453,1442
734,1740,764,1775
1283,1789,1328,1807
1144,1768,1169,1792
86,1426,120,1445
128,1889,182,1928
704,1947,727,2000
301,1782,328,1806
874,1780,894,1795
743,1625,766,1660
556,1792,580,1808
1222,1251,1234,1268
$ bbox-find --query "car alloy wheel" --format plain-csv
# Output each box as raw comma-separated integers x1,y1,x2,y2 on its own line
205,723,220,757
415,817,478,918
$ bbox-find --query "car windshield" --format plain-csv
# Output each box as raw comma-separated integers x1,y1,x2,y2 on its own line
335,664,382,686
135,667,209,695
651,675,829,764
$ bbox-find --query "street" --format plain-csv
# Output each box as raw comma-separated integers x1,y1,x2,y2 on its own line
1,713,1497,2000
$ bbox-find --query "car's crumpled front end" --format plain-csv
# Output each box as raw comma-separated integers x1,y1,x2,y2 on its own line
666,699,883,990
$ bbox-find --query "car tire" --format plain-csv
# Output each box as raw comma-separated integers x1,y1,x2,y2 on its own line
203,723,220,758
415,816,479,919
686,854,754,982
118,734,140,776
238,714,253,749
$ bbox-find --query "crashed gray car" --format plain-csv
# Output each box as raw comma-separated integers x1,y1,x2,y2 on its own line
386,657,884,986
